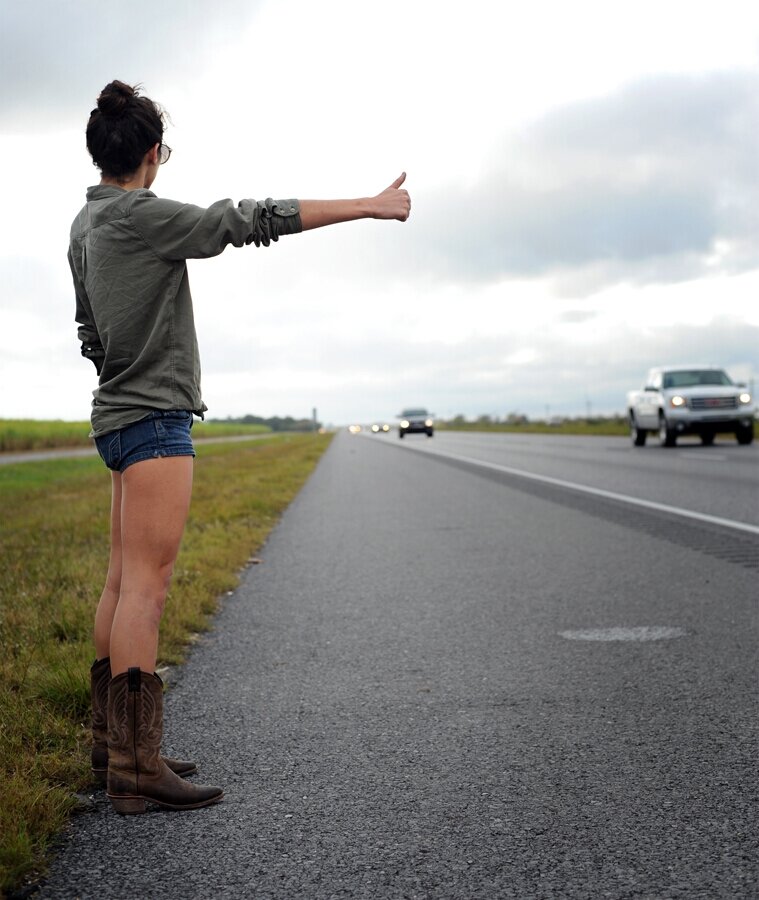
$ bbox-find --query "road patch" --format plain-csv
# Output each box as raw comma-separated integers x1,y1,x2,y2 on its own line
559,626,687,642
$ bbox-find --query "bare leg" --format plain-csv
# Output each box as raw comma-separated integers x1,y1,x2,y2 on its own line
93,471,123,660
109,456,194,677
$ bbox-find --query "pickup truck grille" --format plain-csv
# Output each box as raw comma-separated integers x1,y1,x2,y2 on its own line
689,396,737,410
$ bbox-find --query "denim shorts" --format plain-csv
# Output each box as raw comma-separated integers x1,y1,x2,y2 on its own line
95,410,195,473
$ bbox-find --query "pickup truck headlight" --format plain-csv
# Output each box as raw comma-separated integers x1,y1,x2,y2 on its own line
400,420,410,428
424,419,433,427
739,391,752,404
669,395,687,408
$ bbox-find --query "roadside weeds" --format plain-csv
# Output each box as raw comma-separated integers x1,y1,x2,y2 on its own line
0,433,332,896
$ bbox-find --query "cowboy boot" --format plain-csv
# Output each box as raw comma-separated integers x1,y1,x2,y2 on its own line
91,657,197,784
107,668,223,814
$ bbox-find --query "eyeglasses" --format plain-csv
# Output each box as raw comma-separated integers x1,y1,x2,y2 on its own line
158,143,172,165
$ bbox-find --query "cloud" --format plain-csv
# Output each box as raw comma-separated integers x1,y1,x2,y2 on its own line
558,310,599,324
194,295,759,421
4,6,758,426
0,0,263,130
336,69,759,292
226,328,755,423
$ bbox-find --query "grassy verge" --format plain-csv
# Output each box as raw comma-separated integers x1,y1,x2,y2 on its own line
0,419,270,453
0,433,332,896
437,418,759,438
436,419,630,436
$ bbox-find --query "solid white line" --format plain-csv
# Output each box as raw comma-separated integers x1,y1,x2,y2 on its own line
389,440,759,537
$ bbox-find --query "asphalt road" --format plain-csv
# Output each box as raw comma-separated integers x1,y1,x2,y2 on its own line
38,431,758,899
391,430,759,530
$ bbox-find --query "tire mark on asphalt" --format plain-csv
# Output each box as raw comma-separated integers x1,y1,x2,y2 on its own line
367,437,759,572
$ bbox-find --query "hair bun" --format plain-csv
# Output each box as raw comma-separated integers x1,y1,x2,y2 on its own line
97,80,136,117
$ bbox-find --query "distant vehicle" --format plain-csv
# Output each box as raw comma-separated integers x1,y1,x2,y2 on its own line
370,423,390,434
626,366,755,447
348,424,362,434
398,408,434,438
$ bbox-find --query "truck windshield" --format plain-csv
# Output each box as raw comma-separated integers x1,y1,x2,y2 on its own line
662,370,732,389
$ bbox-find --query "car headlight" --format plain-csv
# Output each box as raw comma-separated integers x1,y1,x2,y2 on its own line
400,420,410,428
371,424,379,432
425,419,433,427
669,395,686,408
739,392,752,404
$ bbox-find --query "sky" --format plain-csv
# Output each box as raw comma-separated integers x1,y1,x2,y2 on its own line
2,0,758,426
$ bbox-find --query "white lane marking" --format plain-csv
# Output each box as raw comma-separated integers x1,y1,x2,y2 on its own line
385,440,759,537
560,626,687,642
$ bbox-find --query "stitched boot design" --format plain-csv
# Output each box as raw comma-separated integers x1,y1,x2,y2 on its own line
90,658,111,776
136,674,162,776
91,657,196,784
106,673,134,794
106,668,223,814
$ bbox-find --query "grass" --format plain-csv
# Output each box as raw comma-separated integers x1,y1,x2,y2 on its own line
0,432,332,896
437,418,630,436
0,419,270,453
437,417,759,438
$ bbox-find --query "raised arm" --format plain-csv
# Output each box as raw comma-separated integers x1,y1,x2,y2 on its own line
299,173,411,231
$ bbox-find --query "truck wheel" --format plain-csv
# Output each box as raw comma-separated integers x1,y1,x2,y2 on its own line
659,414,677,447
736,425,754,445
701,431,715,446
629,414,646,446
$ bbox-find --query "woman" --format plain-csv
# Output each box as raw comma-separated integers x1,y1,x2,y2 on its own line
70,80,410,815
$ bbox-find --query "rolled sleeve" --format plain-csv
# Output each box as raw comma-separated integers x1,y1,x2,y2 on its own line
130,194,302,260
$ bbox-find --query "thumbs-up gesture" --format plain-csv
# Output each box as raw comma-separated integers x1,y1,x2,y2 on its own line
298,175,412,231
371,173,411,221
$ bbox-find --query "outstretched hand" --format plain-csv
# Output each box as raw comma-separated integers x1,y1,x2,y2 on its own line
371,173,411,221
298,174,411,232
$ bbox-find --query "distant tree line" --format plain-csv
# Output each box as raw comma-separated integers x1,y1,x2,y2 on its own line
437,413,629,436
444,413,626,427
210,414,321,433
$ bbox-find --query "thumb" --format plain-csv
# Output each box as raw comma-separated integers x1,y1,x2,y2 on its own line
387,172,406,190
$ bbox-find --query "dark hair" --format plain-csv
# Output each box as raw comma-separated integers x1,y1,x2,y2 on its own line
86,81,165,179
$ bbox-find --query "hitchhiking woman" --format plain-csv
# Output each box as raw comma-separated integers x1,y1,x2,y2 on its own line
70,80,410,814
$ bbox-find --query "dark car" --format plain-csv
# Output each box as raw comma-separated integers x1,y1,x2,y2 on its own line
398,408,434,438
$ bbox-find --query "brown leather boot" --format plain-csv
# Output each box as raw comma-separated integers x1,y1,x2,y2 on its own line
107,668,223,814
90,657,197,784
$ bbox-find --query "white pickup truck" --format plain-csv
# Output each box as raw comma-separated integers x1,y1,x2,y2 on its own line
627,366,755,447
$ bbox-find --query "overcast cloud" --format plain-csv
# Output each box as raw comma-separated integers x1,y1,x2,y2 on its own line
1,0,758,425
342,69,759,291
0,1,264,129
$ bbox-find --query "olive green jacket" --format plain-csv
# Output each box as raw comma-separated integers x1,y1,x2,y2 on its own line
68,185,301,437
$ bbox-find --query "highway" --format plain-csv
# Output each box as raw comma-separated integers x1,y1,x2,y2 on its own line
382,429,759,531
40,430,758,899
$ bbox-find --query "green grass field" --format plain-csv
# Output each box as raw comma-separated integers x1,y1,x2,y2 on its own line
0,419,270,453
437,418,759,439
0,432,332,895
437,418,629,436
